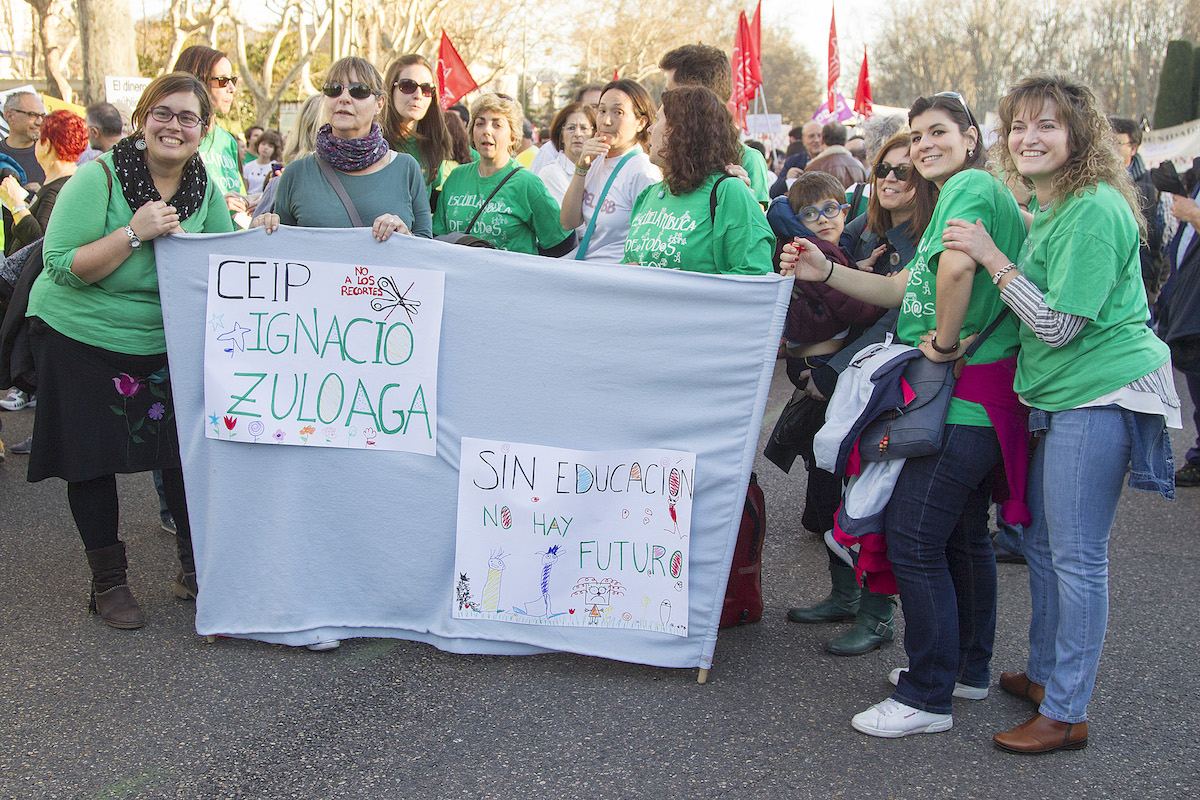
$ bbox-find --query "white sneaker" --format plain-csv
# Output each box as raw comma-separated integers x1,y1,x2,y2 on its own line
851,698,953,738
0,388,34,411
824,529,860,568
889,667,989,700
305,639,340,651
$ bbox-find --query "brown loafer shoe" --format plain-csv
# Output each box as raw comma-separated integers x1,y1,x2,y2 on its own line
994,713,1088,754
999,671,1046,705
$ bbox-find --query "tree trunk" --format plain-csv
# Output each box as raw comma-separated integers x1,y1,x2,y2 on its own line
37,5,70,101
78,0,139,105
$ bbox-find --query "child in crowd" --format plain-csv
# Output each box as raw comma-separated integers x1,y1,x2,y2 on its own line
767,172,887,388
242,129,284,196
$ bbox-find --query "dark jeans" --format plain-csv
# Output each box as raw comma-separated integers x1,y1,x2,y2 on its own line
885,423,1001,715
1186,372,1200,466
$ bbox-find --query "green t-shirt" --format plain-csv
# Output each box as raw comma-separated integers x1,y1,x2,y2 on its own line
198,124,245,195
396,136,455,196
740,143,770,208
432,160,571,254
1014,182,1169,409
30,152,235,355
897,168,1025,426
623,173,774,275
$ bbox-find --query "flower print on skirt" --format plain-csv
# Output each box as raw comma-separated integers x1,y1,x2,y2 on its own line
26,317,183,483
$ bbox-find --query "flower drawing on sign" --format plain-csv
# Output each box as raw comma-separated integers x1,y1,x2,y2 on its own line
299,424,316,444
273,428,285,442
323,425,337,442
363,426,377,446
248,420,264,443
223,416,237,438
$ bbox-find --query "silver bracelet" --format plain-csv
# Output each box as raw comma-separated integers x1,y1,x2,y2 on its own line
992,262,1017,285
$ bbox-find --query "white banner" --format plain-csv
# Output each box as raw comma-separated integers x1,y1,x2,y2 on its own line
454,438,696,637
202,254,444,454
1142,118,1200,171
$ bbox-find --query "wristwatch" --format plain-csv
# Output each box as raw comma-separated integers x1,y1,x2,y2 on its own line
125,225,141,249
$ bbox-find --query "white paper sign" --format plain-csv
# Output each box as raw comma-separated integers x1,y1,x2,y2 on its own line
454,438,696,637
202,254,444,454
104,75,153,122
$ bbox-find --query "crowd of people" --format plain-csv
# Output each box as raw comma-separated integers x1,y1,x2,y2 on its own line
0,40,1196,756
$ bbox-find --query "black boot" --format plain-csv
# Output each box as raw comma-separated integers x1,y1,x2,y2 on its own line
787,560,860,623
826,589,895,656
172,531,198,600
86,542,145,629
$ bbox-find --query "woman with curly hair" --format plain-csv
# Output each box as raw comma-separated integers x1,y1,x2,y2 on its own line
380,54,455,200
623,87,772,274
941,73,1179,754
559,79,661,262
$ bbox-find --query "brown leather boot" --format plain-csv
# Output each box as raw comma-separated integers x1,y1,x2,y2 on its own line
994,713,1088,754
85,542,145,629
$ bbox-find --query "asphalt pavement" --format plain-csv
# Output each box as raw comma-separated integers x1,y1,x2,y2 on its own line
1,363,1198,800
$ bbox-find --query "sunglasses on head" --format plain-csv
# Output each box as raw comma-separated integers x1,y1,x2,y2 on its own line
322,82,378,100
209,75,238,88
874,162,912,181
934,90,979,131
394,78,435,98
799,201,850,223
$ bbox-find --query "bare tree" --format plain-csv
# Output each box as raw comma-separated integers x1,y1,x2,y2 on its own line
161,0,230,73
229,0,332,125
78,0,138,103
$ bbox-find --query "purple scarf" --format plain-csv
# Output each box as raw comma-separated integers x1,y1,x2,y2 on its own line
315,122,389,172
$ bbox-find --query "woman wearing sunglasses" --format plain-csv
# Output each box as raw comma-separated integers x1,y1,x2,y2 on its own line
623,87,772,274
21,73,233,629
782,131,927,657
381,55,454,201
559,79,661,263
433,93,573,255
781,91,1028,738
172,46,247,220
941,74,1178,754
254,57,432,241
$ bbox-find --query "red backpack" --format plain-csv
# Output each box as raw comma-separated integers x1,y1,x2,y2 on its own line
720,472,766,628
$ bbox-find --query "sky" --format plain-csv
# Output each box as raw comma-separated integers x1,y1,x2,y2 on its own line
768,0,889,84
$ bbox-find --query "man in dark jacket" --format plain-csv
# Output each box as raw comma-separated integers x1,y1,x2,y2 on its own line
1161,184,1200,487
1109,116,1165,314
805,122,868,190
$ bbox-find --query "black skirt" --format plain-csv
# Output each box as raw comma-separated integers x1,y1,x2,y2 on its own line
27,317,182,482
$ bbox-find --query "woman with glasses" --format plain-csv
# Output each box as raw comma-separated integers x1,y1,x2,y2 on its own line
381,55,454,202
21,73,233,629
534,102,597,205
172,46,247,220
941,73,1178,754
782,131,928,657
253,57,431,241
559,80,661,263
781,91,1028,738
433,93,573,255
624,86,771,275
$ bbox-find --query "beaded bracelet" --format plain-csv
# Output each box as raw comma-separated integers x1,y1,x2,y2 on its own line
574,164,589,177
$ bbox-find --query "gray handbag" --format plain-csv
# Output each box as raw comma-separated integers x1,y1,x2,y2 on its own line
858,308,1010,462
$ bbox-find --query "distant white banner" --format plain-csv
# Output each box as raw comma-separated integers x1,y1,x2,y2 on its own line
1142,119,1200,171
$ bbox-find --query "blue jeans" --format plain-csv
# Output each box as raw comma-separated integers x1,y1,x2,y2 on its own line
885,423,1001,715
1024,406,1130,723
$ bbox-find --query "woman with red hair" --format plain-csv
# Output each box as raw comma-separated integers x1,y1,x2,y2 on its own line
0,109,88,254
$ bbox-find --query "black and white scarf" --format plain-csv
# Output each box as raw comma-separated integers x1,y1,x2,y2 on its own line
110,134,209,220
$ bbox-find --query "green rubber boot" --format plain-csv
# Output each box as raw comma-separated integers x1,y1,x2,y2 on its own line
787,560,860,623
825,588,896,656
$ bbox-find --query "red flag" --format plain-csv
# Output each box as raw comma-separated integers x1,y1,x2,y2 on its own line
854,48,873,118
747,1,763,92
730,11,752,130
612,68,620,81
827,7,841,115
437,30,478,110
